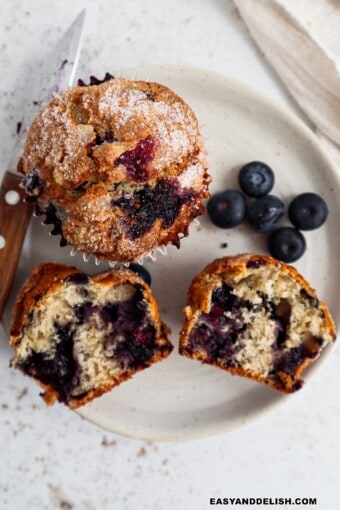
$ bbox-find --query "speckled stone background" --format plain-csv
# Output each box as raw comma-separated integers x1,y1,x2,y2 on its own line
0,1,339,509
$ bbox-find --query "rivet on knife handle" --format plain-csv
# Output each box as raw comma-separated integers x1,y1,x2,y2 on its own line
0,172,33,318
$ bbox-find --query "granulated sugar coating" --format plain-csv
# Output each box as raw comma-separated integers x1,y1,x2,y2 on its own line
19,76,210,262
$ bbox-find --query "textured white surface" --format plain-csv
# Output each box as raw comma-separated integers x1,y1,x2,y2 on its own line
0,1,339,509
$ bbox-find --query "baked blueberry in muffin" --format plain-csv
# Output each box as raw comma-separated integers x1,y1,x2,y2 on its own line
179,254,336,392
18,75,210,262
10,263,172,408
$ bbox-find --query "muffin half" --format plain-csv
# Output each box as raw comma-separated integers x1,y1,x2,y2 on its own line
179,254,336,392
10,263,172,408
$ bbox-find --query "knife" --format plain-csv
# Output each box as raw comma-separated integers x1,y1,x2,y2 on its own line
0,10,85,318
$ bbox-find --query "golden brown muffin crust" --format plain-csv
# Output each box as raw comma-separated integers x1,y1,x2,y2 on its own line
19,77,210,262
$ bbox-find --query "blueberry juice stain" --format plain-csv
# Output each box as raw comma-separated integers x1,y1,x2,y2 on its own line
115,135,157,182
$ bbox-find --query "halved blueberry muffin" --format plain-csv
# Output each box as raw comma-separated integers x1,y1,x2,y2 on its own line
179,254,336,392
18,75,210,262
10,263,172,408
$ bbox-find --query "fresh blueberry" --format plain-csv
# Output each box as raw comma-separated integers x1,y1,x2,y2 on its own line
268,227,306,263
238,161,274,197
288,192,328,230
207,189,246,228
247,195,285,233
128,263,152,286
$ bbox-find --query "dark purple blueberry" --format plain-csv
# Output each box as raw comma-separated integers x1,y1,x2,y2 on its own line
96,287,146,331
187,324,222,360
300,288,319,308
288,192,328,231
246,259,267,269
207,189,246,228
18,324,78,402
126,335,153,362
65,273,89,285
270,299,291,349
73,304,86,323
113,178,195,240
128,263,152,286
118,298,146,328
77,72,114,87
104,313,157,370
23,169,43,196
273,316,287,348
268,227,306,263
99,303,119,325
247,195,284,233
185,283,249,361
115,339,153,370
238,161,274,197
73,302,97,323
95,130,116,145
113,348,135,370
115,135,157,182
275,345,306,375
134,324,155,344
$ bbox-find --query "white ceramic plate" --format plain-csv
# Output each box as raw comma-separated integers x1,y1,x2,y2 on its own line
3,65,340,441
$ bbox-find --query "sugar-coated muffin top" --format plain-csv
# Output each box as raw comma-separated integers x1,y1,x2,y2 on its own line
19,76,210,262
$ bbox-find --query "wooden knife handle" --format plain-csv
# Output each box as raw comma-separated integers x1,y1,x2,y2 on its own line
0,171,33,319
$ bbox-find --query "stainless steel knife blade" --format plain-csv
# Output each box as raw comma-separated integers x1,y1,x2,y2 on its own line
0,10,86,318
7,9,86,173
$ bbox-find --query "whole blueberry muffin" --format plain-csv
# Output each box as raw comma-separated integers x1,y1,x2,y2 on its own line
10,263,172,408
179,254,336,393
18,75,210,262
